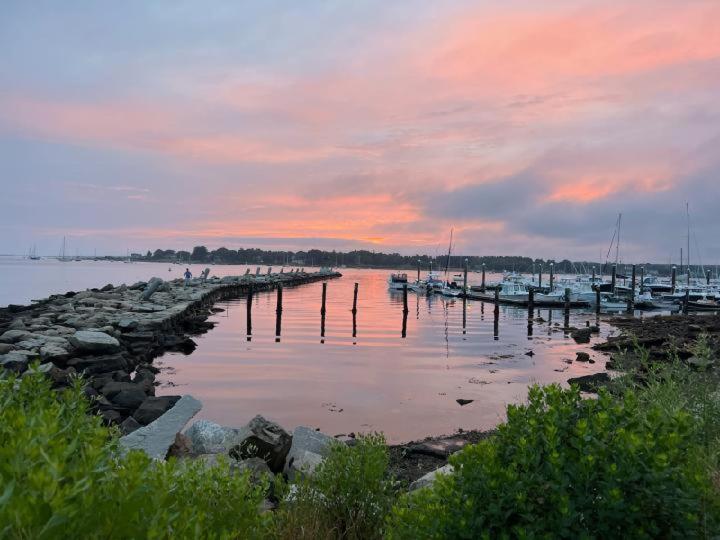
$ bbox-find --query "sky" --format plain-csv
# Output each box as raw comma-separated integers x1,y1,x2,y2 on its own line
1,0,719,263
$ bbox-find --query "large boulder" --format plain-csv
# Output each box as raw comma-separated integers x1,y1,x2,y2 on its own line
111,388,148,412
228,416,292,473
0,351,37,373
68,354,128,375
571,328,592,344
185,420,244,454
284,426,334,480
0,330,31,344
134,396,181,425
119,395,202,460
409,464,455,491
68,331,121,354
568,372,611,393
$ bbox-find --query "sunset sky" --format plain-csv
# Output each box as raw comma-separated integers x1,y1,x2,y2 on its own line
1,0,719,262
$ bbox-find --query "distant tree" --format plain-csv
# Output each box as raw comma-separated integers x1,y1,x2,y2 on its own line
191,246,209,262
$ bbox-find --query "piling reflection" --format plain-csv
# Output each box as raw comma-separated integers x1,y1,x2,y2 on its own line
157,269,610,443
246,289,252,342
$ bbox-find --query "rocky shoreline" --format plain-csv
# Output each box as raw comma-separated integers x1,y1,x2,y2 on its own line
0,269,340,432
592,312,720,367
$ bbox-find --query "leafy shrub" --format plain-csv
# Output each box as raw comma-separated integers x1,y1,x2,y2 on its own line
388,384,719,539
274,434,396,539
0,369,270,539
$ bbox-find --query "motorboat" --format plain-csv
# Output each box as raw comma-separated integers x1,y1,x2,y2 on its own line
388,273,410,290
497,281,529,302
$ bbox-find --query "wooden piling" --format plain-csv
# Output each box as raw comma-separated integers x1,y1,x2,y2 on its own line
683,289,689,315
528,287,535,310
401,309,408,339
671,266,677,294
564,287,571,311
549,263,554,292
246,286,253,341
417,260,421,284
352,282,358,314
707,270,712,286
275,285,283,341
591,266,596,283
611,265,617,295
481,263,486,291
463,258,468,295
538,265,542,288
493,287,500,313
640,266,645,294
402,284,409,314
321,282,327,315
594,286,601,314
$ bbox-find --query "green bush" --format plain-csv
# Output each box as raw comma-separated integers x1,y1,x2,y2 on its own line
274,434,396,540
388,384,719,539
0,369,270,539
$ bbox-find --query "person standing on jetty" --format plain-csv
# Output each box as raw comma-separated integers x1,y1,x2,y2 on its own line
183,268,192,287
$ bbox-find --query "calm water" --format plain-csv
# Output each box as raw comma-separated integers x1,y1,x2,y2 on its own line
0,257,609,443
155,269,610,443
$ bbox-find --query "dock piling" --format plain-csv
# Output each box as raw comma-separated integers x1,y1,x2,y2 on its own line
640,266,645,294
549,263,554,292
246,286,253,341
481,263,486,291
352,282,358,315
594,286,601,314
671,266,677,294
611,265,617,295
275,285,283,341
402,284,409,314
463,258,468,295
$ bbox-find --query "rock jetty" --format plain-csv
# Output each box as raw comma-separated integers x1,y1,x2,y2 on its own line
0,269,341,430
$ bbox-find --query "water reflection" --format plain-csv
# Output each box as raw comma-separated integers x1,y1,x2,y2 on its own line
157,269,608,443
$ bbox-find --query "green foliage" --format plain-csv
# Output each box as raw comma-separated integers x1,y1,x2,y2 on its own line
388,383,720,539
0,369,270,539
274,434,396,540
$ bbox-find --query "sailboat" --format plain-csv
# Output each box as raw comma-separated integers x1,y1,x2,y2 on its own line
28,245,40,260
59,236,70,262
439,229,462,297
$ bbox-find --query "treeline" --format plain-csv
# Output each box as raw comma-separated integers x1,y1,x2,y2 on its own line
132,246,703,277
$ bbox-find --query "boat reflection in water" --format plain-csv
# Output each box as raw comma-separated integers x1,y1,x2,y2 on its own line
157,269,609,443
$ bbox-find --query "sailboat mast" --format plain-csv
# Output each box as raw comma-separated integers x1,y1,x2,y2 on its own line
686,202,690,283
444,228,453,276
614,213,621,266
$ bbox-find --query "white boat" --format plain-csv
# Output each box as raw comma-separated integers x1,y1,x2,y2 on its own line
439,285,462,297
497,281,529,302
388,273,410,290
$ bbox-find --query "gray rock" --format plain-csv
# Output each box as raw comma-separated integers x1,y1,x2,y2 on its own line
134,396,181,425
101,381,145,398
0,330,31,344
0,344,15,354
575,352,591,363
409,464,455,491
8,319,27,330
0,351,35,373
407,438,468,459
119,395,202,460
40,344,70,363
129,281,147,290
111,388,148,411
118,318,139,331
141,278,164,301
120,416,142,435
568,372,611,392
228,415,292,473
68,354,128,375
68,331,121,353
571,328,592,344
235,457,272,482
284,426,334,479
185,419,244,454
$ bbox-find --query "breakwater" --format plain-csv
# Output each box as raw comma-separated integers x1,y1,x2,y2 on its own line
0,269,341,431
